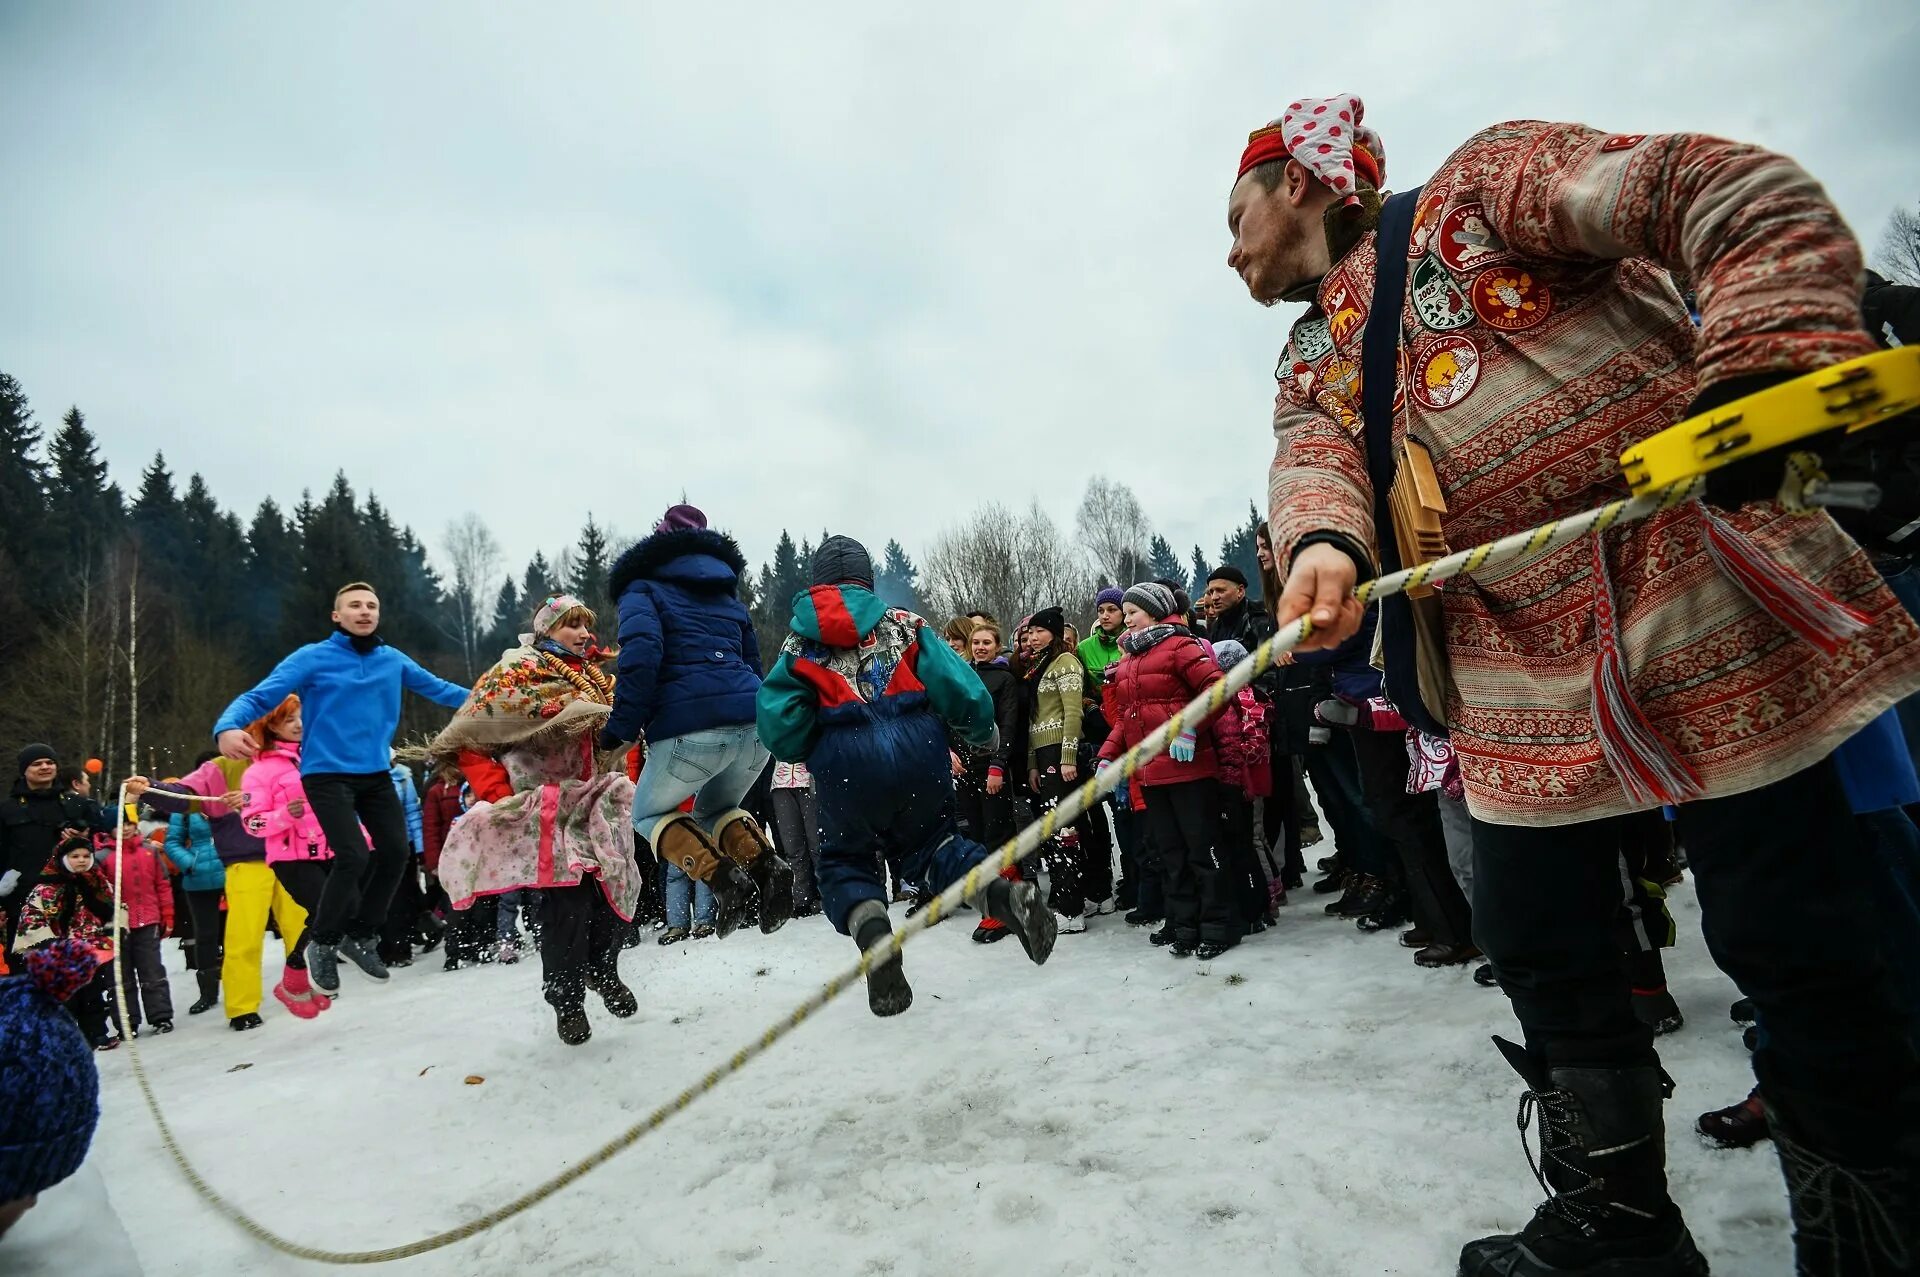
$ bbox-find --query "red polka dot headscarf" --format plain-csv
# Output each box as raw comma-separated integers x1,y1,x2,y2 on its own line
1237,92,1384,206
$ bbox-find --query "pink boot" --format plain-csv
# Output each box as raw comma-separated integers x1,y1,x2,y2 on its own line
274,966,325,1020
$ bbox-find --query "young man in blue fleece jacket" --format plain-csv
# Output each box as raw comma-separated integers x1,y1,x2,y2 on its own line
213,582,467,992
757,535,1056,1018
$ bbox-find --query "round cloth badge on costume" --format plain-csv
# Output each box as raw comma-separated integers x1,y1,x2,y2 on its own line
1435,203,1514,275
1412,256,1475,332
1411,334,1482,411
1291,315,1335,364
1472,266,1554,332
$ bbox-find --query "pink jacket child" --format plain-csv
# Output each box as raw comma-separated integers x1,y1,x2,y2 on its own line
240,743,335,865
101,828,176,933
1213,687,1275,801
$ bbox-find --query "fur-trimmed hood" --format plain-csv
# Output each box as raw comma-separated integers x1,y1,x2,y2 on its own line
608,526,747,599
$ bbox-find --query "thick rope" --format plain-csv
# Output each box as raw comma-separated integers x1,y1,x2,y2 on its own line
107,469,1801,1263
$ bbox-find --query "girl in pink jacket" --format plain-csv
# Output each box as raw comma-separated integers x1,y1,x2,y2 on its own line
238,695,333,1020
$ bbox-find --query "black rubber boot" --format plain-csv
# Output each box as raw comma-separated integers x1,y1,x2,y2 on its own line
1458,1037,1708,1277
586,973,638,1019
981,877,1058,967
851,902,912,1017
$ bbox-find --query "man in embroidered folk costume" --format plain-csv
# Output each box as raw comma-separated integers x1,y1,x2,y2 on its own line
757,535,1057,1017
1229,94,1920,1274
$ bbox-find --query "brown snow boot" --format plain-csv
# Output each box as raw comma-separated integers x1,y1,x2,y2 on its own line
713,809,795,935
653,814,754,939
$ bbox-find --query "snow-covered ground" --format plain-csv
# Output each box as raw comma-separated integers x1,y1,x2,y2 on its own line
67,885,1793,1276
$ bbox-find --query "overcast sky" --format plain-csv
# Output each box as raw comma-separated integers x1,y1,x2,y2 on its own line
4,2,1916,588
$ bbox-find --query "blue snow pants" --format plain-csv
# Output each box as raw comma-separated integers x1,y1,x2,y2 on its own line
811,708,995,935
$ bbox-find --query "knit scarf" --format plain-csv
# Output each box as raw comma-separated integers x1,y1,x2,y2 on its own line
1120,623,1190,656
427,643,614,763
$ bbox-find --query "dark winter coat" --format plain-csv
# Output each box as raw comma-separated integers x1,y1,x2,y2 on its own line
604,527,763,746
1,781,99,886
1097,631,1224,787
971,657,1021,777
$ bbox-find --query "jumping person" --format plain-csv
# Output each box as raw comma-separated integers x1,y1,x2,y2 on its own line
212,582,469,996
433,594,642,1045
601,505,793,938
1232,91,1920,1273
757,535,1056,1016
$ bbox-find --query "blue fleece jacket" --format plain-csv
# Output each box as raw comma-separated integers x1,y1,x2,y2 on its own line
213,632,468,775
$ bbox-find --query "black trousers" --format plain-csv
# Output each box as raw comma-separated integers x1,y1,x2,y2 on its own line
1347,726,1469,945
380,859,426,960
1034,745,1095,915
1304,734,1389,877
184,888,225,1004
1473,759,1920,1167
770,785,824,906
449,896,499,962
540,881,624,1010
71,965,117,1044
1223,792,1268,925
1143,778,1235,944
304,772,412,945
117,923,173,1029
271,860,331,970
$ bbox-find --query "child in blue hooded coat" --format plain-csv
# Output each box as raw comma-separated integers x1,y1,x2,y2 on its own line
757,535,1056,1016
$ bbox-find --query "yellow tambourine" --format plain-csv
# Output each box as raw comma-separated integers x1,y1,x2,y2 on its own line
1619,346,1920,495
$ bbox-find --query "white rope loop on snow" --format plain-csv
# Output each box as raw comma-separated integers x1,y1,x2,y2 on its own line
111,464,1867,1264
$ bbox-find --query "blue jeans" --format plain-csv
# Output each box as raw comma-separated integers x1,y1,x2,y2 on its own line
630,724,769,844
665,864,715,929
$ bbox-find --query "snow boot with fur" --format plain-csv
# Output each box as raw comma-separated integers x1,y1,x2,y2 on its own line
714,809,795,934
654,813,755,939
1458,1037,1707,1277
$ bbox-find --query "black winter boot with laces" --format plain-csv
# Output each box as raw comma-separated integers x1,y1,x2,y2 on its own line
1767,1094,1917,1276
1459,1036,1708,1277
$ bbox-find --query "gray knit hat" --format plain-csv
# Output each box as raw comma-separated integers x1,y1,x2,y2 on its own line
1123,582,1177,621
811,535,874,589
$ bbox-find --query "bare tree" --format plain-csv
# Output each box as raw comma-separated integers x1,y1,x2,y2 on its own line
923,501,1097,628
442,514,503,681
1074,475,1154,587
1876,204,1920,286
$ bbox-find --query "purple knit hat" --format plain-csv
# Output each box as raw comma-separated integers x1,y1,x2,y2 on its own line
1094,587,1125,609
654,504,707,534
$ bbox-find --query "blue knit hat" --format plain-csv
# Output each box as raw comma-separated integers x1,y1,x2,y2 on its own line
1094,587,1125,610
0,940,102,1203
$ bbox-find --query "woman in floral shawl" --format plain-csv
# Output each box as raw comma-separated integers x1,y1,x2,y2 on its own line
431,594,640,1045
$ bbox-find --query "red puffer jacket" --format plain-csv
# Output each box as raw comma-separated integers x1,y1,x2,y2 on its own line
1097,631,1224,787
102,833,175,933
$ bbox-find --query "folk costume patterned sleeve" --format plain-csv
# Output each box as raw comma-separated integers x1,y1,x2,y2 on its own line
1443,121,1875,388
1266,118,1920,828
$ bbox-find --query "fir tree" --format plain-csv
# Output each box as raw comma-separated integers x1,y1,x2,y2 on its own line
46,406,120,583
1217,503,1267,603
571,515,612,611
875,539,929,614
1146,534,1183,584
1189,545,1210,596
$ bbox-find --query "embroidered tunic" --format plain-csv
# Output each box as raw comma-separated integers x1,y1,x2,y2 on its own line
1267,119,1920,826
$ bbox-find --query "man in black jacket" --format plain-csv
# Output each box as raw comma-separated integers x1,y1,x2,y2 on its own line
1199,566,1275,655
1,745,101,952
